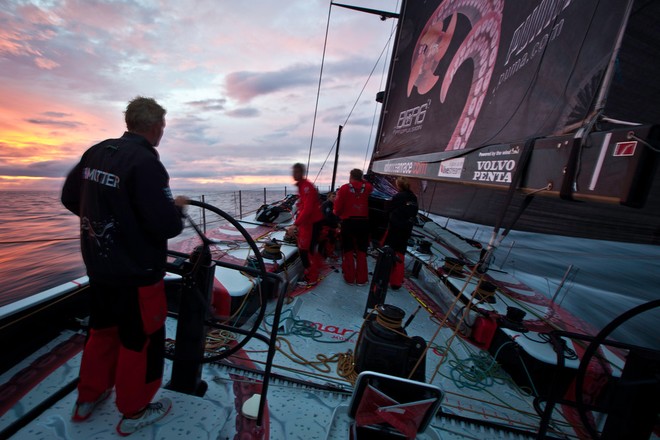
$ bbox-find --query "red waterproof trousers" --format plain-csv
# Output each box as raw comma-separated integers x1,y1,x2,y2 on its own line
340,218,370,284
77,279,166,416
297,221,323,283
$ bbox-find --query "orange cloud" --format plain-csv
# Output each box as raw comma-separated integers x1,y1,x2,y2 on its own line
0,88,117,187
1,130,60,148
0,175,63,191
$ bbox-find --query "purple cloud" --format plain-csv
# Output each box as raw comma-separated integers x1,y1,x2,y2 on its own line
226,108,259,118
225,64,318,102
186,99,228,112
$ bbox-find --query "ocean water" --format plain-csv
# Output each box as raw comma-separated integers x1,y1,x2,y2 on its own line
0,189,287,307
1,190,658,349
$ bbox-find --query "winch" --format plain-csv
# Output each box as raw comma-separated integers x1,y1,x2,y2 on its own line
353,304,427,382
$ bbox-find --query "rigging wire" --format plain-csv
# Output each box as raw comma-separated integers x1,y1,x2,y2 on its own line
306,1,334,179
312,8,399,185
363,0,400,172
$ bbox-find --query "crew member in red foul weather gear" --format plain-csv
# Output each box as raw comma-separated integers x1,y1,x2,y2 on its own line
289,163,324,284
334,169,373,285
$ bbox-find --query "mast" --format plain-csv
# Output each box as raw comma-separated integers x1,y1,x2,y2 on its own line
368,0,406,174
331,125,342,192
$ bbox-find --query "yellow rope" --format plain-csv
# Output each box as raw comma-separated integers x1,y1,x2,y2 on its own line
201,328,357,383
276,337,341,374
407,263,488,381
336,350,358,384
205,328,237,351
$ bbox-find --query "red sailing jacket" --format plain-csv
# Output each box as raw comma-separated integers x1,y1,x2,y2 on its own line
294,178,323,226
334,179,373,220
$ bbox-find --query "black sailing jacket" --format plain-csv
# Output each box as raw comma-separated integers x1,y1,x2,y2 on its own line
385,189,419,252
62,132,183,286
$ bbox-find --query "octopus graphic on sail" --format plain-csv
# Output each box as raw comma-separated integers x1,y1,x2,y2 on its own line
407,0,503,151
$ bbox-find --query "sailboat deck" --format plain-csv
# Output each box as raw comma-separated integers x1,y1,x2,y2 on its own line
1,250,588,440
3,201,654,440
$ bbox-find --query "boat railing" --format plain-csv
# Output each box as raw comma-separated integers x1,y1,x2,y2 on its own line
188,185,330,221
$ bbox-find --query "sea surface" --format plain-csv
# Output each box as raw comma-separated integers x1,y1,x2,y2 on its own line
1,190,658,349
0,189,286,306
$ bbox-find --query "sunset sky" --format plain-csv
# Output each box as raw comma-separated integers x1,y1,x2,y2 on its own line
0,0,400,192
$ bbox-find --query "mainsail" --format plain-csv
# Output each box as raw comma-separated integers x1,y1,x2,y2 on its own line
369,0,660,245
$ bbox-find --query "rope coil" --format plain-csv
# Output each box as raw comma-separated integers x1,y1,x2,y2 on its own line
442,257,465,276
374,304,405,329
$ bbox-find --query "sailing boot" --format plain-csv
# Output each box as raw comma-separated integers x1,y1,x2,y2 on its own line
342,251,356,284
355,250,369,285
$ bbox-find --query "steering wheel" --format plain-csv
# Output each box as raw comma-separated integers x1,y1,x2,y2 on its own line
574,298,660,439
167,199,272,363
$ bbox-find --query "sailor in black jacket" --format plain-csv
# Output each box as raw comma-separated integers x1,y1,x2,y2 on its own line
62,97,185,434
384,177,419,289
62,131,184,286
